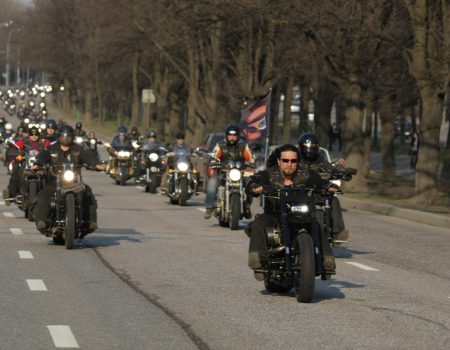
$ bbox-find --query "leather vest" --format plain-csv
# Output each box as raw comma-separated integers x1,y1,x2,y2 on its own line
218,140,246,163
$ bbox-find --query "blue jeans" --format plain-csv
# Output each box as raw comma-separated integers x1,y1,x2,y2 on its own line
204,175,220,209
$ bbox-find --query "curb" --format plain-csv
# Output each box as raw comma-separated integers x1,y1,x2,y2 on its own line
340,196,450,229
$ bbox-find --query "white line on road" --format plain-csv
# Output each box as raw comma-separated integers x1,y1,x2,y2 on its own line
345,262,380,271
3,212,14,217
47,326,80,348
197,208,206,212
18,251,34,259
10,228,23,235
26,279,48,291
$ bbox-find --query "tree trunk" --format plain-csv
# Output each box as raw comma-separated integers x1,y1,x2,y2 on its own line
83,87,93,122
282,75,294,143
361,92,374,177
379,95,396,178
270,86,281,145
439,93,450,185
312,76,336,148
131,51,140,127
341,81,367,192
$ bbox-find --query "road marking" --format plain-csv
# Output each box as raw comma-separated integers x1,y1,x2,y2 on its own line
197,208,206,212
345,262,380,271
26,279,48,291
3,212,14,217
47,326,80,348
10,228,23,235
18,251,34,259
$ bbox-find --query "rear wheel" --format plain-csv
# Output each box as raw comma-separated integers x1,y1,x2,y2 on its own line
229,193,241,230
26,182,38,222
179,178,188,206
294,233,315,303
64,193,76,250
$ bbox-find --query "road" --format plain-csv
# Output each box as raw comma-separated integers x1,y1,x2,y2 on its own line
1,147,449,349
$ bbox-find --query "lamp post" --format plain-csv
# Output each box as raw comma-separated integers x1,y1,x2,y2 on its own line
6,27,20,88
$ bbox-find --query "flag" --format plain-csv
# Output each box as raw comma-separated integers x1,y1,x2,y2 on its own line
239,90,272,143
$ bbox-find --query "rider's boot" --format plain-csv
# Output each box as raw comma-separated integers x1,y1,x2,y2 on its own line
332,229,349,246
322,255,336,272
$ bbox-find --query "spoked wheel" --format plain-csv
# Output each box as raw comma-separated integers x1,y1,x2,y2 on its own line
64,193,76,250
294,233,315,303
179,178,188,206
26,182,38,222
229,193,241,230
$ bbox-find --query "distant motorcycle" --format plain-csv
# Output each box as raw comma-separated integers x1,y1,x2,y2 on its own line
164,147,199,206
104,142,135,186
136,146,167,193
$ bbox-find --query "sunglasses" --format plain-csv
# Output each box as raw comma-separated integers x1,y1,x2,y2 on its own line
281,158,297,164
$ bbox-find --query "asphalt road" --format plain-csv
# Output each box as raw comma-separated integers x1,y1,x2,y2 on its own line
1,150,450,349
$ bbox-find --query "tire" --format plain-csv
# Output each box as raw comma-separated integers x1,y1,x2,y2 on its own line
27,182,38,222
53,236,65,245
219,219,229,227
144,183,150,192
264,279,292,294
179,178,188,206
64,193,76,250
229,193,241,230
294,233,316,303
119,168,127,186
149,174,158,193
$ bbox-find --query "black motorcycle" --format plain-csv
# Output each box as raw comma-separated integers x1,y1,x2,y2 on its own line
46,164,87,249
257,167,356,303
137,146,167,193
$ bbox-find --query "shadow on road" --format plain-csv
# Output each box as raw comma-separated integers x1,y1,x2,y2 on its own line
334,247,376,259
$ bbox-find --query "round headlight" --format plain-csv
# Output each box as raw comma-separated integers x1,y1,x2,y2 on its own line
90,139,96,145
24,118,30,124
63,170,75,182
177,162,189,172
40,123,46,130
149,153,158,162
229,168,242,182
75,137,83,144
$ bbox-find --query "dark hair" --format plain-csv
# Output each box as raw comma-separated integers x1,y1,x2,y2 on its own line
277,144,299,159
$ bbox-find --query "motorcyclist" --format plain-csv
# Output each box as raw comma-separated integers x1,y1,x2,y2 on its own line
245,143,336,281
203,125,253,219
33,125,105,234
111,126,133,150
44,119,58,144
130,126,140,142
160,132,190,191
85,131,102,162
141,130,164,151
74,122,87,137
298,132,349,245
2,127,48,205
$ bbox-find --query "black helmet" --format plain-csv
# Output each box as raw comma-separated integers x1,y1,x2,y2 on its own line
131,126,138,134
146,130,157,138
57,125,74,145
75,122,82,130
46,119,57,129
298,132,320,161
118,126,127,134
176,132,185,140
29,127,40,136
225,124,240,145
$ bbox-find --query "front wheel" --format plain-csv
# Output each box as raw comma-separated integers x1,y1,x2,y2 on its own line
64,193,76,250
179,177,188,206
229,193,241,230
149,174,158,193
294,233,315,303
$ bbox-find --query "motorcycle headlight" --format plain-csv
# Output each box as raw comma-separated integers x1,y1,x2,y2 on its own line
63,170,75,182
118,150,131,158
75,137,83,144
24,118,30,124
229,168,242,182
40,123,46,130
177,162,189,172
331,180,341,187
39,102,45,108
290,205,309,214
149,153,158,162
90,139,96,145
29,102,34,107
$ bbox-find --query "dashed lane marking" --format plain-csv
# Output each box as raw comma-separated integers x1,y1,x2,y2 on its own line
197,208,206,212
345,262,380,271
3,212,14,217
47,326,80,348
10,228,23,235
18,251,34,259
26,279,48,291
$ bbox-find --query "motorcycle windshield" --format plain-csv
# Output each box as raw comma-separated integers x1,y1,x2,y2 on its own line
174,147,190,163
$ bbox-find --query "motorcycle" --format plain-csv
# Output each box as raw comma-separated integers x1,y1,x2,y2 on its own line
74,135,87,148
104,142,135,186
164,147,199,206
85,138,102,162
212,159,255,230
136,146,167,193
46,164,87,249
255,167,356,302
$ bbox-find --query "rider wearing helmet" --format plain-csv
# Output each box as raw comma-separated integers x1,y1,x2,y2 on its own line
130,126,140,142
74,121,87,137
111,126,132,149
298,132,349,245
44,119,58,144
33,124,105,235
204,124,254,219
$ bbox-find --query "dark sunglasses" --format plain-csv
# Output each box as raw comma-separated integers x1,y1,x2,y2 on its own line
281,158,297,164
